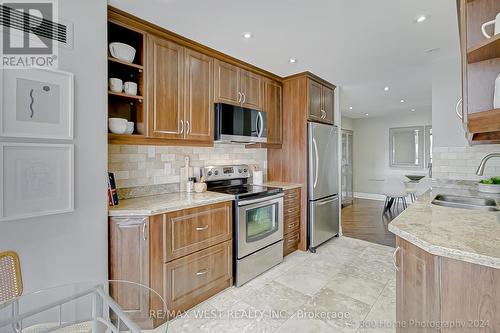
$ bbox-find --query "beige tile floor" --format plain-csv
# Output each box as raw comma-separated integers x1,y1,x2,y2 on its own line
163,236,396,333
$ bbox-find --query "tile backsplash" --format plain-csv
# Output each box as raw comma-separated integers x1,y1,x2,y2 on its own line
109,144,267,189
433,145,500,181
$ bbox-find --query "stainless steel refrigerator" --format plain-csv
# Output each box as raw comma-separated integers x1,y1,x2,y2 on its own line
307,122,339,252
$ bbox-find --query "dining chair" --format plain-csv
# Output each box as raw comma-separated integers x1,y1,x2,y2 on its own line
0,251,23,305
382,177,409,212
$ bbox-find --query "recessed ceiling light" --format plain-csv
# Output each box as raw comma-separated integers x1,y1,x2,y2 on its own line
242,32,253,39
384,86,389,91
415,15,428,23
365,113,369,116
349,106,353,110
289,58,297,63
411,108,416,112
400,99,405,103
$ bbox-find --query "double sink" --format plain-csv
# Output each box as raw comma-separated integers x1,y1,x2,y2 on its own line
432,194,499,212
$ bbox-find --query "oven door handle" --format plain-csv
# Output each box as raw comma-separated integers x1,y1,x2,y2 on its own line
237,193,284,206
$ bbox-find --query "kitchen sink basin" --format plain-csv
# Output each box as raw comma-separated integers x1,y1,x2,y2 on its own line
432,194,499,212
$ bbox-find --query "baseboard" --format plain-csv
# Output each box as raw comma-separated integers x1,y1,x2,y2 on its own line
353,192,386,201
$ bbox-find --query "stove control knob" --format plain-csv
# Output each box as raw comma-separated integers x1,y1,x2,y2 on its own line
243,168,248,173
214,170,219,176
207,171,213,176
238,169,242,173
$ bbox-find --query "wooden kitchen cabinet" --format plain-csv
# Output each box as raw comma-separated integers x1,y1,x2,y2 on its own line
147,35,213,143
240,69,263,110
308,78,335,124
109,201,233,326
283,188,301,256
109,7,282,147
322,85,335,124
264,79,283,145
457,0,500,143
147,35,184,139
395,237,500,332
165,241,232,313
395,237,440,332
213,59,240,105
109,217,151,324
308,80,323,122
184,48,214,142
164,201,232,261
214,59,263,110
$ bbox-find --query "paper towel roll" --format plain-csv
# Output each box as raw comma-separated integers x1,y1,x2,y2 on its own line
253,170,263,185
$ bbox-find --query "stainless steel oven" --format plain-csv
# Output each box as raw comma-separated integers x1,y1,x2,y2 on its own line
236,193,284,258
235,193,284,286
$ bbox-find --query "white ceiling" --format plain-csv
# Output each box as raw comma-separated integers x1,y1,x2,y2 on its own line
109,0,460,118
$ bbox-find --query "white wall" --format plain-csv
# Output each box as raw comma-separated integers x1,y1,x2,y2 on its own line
341,115,354,131
0,0,108,292
431,55,468,147
352,110,432,195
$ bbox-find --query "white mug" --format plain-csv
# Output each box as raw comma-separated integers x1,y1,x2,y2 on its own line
109,78,123,93
124,81,138,95
481,12,500,39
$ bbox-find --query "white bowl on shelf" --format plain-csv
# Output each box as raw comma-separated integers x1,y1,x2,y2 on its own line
125,121,134,134
478,183,500,194
109,42,136,63
108,118,128,134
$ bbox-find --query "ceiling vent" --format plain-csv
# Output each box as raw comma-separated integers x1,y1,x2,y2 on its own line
0,4,73,49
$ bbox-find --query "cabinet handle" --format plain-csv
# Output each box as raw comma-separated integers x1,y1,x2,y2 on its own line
242,92,246,104
186,120,190,135
288,235,299,243
142,222,147,241
288,222,297,229
195,225,209,231
196,269,209,276
180,120,184,134
393,246,401,272
286,194,297,199
455,98,463,120
237,92,242,103
287,208,297,213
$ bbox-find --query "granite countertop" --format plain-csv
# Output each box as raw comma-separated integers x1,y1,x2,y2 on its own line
109,191,235,217
262,181,303,190
388,187,500,269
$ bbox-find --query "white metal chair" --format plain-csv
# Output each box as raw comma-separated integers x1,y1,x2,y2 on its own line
0,251,145,333
415,177,432,197
382,177,409,211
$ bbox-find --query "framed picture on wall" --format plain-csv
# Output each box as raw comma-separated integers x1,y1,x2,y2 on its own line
0,143,74,222
0,68,74,140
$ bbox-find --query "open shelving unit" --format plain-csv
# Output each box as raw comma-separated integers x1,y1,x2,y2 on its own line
107,19,147,142
460,0,500,143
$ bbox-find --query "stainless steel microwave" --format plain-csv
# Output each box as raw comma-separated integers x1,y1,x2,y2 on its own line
214,103,267,143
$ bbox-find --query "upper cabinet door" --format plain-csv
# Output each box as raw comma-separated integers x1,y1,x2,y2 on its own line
184,49,214,143
214,59,240,105
308,80,323,122
322,86,335,124
264,79,282,144
241,70,263,110
148,35,184,139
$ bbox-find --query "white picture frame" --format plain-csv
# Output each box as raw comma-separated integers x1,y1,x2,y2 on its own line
0,68,74,140
0,143,74,222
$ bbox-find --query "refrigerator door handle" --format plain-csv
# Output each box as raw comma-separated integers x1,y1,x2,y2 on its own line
312,137,319,188
316,195,338,206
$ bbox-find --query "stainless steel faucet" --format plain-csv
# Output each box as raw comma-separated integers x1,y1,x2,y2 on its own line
476,153,500,176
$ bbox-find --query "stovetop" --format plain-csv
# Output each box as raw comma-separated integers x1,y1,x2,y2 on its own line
208,184,282,200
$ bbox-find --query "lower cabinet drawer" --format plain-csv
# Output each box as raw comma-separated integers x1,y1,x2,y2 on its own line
165,241,232,313
284,215,300,234
283,229,300,257
165,201,232,261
